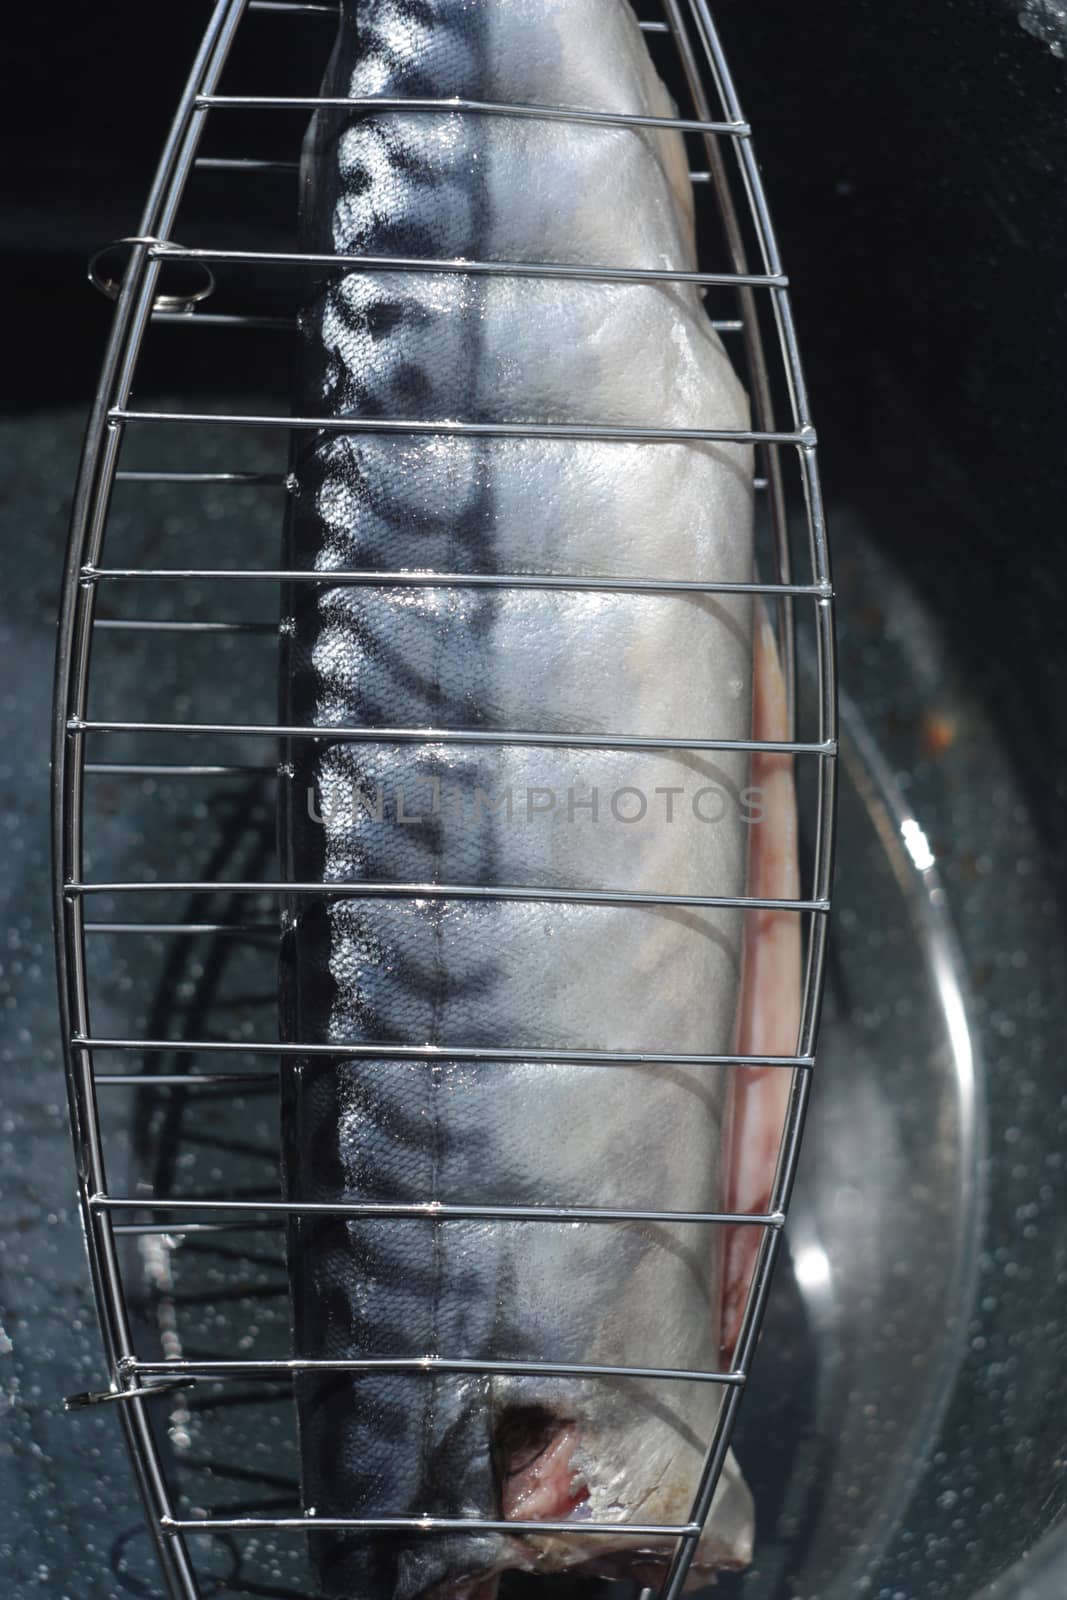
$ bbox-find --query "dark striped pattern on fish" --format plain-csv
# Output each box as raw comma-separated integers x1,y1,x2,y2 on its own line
280,3,757,1595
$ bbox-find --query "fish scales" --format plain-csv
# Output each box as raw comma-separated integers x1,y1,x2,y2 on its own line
280,2,756,1595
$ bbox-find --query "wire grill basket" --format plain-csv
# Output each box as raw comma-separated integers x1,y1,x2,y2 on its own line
52,2,836,1595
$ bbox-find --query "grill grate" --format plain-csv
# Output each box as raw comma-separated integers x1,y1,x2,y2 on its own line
52,2,836,1596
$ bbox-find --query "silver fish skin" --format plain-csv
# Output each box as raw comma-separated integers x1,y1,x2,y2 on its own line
280,3,756,1596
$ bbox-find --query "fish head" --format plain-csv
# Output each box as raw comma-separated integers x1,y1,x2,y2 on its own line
308,1373,752,1598
486,1376,754,1587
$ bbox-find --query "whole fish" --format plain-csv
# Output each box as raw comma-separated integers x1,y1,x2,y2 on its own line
279,3,796,1596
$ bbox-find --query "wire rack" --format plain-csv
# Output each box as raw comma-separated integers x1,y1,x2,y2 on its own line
52,2,836,1596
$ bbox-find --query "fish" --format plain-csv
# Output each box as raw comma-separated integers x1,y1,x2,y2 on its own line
278,2,799,1597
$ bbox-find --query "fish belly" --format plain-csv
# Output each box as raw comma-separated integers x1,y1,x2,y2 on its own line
280,3,759,1596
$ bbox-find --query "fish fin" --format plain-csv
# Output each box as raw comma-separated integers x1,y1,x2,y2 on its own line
724,600,801,1358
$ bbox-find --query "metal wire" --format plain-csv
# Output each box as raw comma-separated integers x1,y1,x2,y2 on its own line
52,2,836,1596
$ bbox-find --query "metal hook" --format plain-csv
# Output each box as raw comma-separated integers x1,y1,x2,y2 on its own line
87,236,216,313
64,1377,197,1413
